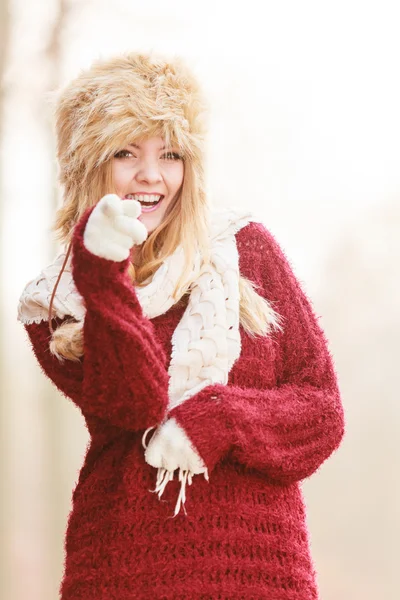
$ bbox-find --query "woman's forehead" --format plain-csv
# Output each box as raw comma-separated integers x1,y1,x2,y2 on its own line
128,141,171,149
125,136,182,151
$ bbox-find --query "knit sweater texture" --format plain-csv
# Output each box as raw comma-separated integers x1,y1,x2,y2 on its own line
24,209,345,599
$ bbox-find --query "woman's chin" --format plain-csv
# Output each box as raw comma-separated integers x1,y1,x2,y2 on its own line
138,214,160,234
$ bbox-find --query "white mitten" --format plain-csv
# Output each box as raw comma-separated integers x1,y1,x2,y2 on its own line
144,417,207,475
143,418,209,516
83,193,148,262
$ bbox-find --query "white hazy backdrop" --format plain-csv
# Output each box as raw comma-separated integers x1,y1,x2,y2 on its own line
1,1,399,599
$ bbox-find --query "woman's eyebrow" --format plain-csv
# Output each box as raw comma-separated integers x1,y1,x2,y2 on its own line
128,143,168,150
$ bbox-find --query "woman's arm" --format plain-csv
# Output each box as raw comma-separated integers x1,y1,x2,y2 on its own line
24,313,169,433
25,317,84,404
23,206,170,432
168,222,345,485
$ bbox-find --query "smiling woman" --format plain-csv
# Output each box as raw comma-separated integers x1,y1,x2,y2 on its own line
112,136,185,234
17,50,344,600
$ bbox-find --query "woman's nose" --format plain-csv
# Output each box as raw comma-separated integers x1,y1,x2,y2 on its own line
135,159,163,184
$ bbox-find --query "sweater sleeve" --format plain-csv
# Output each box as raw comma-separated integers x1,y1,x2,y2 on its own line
168,222,345,485
23,206,170,432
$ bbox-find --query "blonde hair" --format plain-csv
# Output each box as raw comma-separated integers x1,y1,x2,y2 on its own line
48,51,282,361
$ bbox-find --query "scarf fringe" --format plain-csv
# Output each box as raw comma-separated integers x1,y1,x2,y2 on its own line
150,467,209,518
143,425,209,517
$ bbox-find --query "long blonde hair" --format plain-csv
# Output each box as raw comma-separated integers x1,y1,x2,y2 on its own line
49,160,283,362
47,51,283,361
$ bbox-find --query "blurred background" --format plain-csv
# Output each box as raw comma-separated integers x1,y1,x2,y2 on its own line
1,0,399,598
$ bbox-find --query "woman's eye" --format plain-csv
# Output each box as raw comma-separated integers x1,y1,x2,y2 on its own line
162,152,183,161
114,150,183,160
114,150,133,159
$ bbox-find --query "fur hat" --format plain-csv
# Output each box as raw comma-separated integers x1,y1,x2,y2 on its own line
50,51,210,242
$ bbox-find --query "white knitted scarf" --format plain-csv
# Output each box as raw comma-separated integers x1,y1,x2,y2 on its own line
17,206,255,515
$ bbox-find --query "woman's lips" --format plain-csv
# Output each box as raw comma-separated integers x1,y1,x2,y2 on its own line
122,194,165,213
137,196,164,213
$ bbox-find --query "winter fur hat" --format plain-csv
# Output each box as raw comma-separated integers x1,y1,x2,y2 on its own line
50,51,210,244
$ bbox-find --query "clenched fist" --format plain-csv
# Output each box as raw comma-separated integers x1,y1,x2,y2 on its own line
83,193,148,262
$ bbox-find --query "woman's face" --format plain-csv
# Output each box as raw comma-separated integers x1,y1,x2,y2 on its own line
112,135,184,235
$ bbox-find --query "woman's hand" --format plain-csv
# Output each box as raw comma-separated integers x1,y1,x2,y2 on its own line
83,193,148,262
144,418,208,475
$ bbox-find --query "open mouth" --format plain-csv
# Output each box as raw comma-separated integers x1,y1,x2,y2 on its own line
124,194,164,212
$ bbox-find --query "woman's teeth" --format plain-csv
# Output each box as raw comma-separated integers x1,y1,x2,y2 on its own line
124,193,164,212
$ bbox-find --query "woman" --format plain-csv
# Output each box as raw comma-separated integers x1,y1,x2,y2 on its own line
17,51,345,599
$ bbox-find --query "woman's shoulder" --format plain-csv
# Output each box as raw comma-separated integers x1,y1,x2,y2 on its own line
208,205,285,266
235,219,283,262
235,219,299,296
235,219,283,256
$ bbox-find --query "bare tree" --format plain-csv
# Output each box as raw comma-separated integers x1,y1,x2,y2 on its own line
0,0,11,597
1,0,72,598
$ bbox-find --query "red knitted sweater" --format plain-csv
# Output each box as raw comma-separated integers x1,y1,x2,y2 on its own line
24,208,345,599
